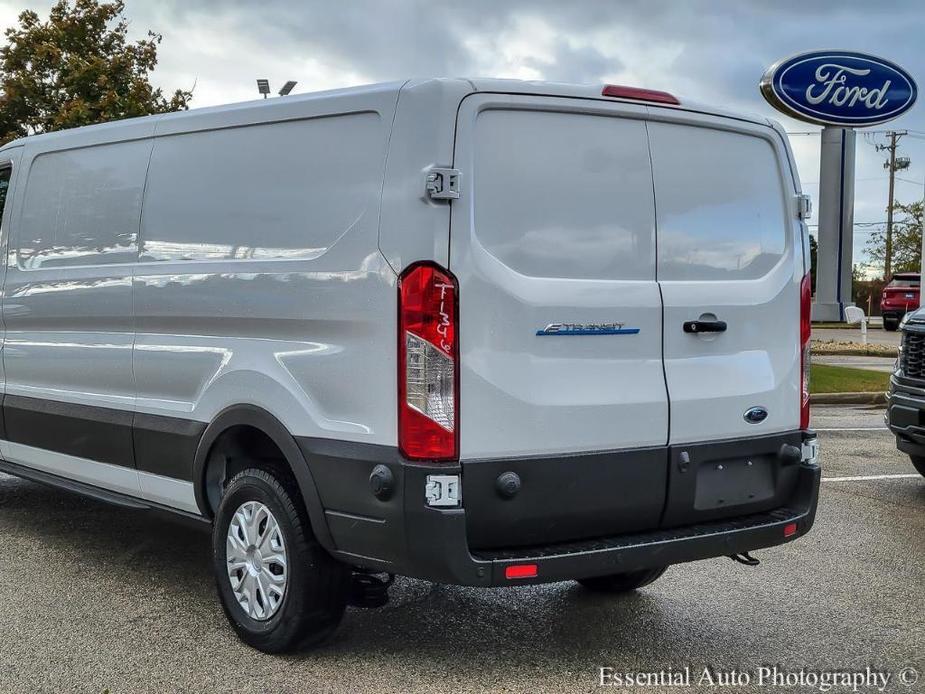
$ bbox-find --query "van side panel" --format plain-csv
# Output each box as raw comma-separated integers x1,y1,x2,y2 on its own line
1,131,154,492
377,78,473,274
0,146,23,429
133,91,400,493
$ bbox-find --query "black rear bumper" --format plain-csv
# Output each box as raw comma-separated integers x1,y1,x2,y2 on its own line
299,432,820,587
471,464,819,584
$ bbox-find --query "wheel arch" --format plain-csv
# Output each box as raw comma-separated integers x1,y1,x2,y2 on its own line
192,404,335,552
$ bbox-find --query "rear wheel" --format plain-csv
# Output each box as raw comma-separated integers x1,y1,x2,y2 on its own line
213,467,349,653
910,456,925,478
576,566,668,593
883,317,900,331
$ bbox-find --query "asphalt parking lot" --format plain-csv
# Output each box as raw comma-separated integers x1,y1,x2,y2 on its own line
0,405,922,693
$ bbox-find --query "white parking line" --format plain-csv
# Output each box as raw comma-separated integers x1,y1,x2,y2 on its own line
822,473,920,482
814,427,889,432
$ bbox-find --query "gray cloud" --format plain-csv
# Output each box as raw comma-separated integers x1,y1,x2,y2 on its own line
2,0,924,273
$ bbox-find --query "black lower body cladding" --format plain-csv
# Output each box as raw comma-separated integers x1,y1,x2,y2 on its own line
2,394,205,481
0,392,818,588
300,430,819,587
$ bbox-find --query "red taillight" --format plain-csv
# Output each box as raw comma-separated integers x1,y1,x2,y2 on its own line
601,84,680,105
398,262,459,461
505,564,538,580
784,522,798,538
800,273,811,430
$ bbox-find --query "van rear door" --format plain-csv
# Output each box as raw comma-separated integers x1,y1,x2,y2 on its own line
450,94,668,547
649,116,801,441
647,114,805,526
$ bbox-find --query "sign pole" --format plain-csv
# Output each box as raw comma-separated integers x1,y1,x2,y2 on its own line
812,126,856,322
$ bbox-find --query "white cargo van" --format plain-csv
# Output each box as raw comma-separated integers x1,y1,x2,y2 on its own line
0,78,820,652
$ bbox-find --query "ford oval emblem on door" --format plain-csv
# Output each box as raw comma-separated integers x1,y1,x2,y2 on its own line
744,407,768,424
760,51,917,127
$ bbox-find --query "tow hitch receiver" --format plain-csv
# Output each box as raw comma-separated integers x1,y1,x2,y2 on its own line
729,552,761,566
348,570,394,608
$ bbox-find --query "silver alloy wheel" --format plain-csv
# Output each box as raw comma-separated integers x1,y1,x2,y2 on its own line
226,500,288,621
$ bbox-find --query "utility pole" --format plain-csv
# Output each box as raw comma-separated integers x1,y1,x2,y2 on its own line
877,130,909,279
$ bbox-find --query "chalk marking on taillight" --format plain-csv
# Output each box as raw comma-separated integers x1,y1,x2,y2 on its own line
398,262,459,462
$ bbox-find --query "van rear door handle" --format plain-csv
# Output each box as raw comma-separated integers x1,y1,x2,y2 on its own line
683,320,727,334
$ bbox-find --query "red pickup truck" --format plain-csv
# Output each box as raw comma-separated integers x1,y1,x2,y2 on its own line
881,272,921,331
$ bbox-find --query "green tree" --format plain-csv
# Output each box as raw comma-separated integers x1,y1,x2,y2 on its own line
865,200,924,278
0,0,191,146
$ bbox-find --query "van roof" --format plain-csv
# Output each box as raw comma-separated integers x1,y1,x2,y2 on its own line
466,78,772,126
0,77,775,152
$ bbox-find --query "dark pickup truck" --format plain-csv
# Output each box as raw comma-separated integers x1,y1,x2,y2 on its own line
886,309,925,477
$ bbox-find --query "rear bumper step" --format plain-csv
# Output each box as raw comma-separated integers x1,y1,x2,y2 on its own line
473,503,808,563
469,465,818,585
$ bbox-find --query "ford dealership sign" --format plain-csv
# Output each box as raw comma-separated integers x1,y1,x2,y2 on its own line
760,51,917,127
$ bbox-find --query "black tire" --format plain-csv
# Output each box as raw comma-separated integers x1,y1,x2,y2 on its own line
910,456,925,478
576,566,668,593
883,318,899,332
213,467,349,653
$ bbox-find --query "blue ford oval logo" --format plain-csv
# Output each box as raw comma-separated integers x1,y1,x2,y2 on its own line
744,407,768,424
760,51,917,127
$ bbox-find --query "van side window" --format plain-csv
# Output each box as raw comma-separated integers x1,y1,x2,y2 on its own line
649,124,787,281
139,113,381,262
472,109,655,281
17,140,148,269
0,167,10,223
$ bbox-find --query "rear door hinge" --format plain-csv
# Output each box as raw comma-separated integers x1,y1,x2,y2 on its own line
425,167,461,201
796,193,812,220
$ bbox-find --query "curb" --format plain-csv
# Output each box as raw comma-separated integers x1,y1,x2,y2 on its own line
810,391,887,405
812,323,884,330
811,348,897,357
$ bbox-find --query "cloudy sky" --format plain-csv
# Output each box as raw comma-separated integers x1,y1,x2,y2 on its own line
2,0,924,276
